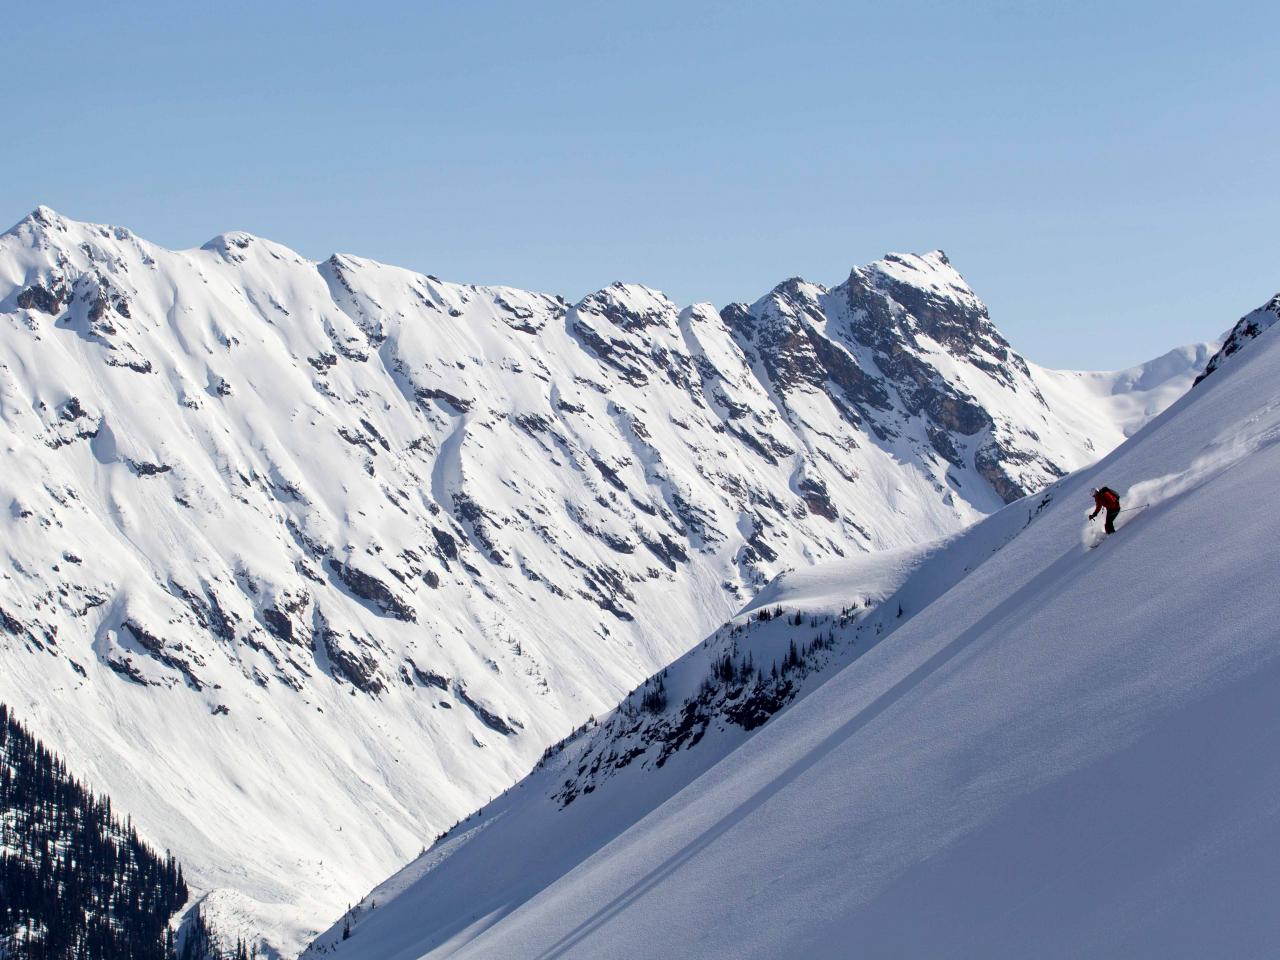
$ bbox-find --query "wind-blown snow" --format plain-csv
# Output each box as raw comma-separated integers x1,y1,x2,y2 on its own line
0,207,1216,952
310,310,1280,958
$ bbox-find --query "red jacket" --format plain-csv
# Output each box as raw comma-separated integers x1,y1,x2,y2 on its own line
1093,488,1120,512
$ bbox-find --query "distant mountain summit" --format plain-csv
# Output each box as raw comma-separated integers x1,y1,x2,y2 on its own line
0,207,1213,951
725,248,1072,504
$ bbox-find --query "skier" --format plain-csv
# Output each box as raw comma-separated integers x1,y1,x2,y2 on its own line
1089,486,1122,535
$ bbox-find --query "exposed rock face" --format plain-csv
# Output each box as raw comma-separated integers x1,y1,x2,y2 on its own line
0,208,1206,952
453,682,517,736
314,613,385,695
1196,293,1280,384
17,280,68,315
326,558,416,622
721,252,1066,504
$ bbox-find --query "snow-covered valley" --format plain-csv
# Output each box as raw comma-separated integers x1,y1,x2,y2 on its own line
0,207,1217,953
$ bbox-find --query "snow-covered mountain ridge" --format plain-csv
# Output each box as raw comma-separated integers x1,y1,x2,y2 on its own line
1196,291,1280,383
0,206,1213,952
310,301,1280,959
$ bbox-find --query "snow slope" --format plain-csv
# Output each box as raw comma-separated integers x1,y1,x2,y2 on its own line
1033,340,1217,442
0,207,1212,952
311,310,1280,958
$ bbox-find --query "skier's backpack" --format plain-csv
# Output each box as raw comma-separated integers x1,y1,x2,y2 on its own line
1097,487,1120,510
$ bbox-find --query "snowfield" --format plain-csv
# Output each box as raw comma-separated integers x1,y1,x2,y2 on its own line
309,308,1280,957
0,207,1218,952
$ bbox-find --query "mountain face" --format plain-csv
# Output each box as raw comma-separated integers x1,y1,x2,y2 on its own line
0,207,1209,951
309,297,1280,960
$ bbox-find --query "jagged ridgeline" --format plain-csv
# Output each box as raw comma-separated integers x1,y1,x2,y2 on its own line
1,702,193,959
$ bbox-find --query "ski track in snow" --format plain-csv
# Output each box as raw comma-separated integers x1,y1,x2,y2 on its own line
1081,393,1280,549
1126,396,1280,510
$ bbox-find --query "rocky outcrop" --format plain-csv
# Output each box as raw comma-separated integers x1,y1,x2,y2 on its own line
1196,294,1280,384
453,682,518,736
17,279,69,315
326,559,416,622
314,613,384,695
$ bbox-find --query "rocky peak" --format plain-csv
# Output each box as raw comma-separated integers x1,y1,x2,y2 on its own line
567,283,684,387
842,251,999,356
766,276,828,305
200,231,268,262
575,282,678,332
28,205,66,231
4,205,67,237
3,207,69,255
715,250,1075,502
746,278,827,333
9,206,136,251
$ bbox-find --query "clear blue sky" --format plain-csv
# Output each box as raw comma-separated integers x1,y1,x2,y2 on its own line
7,1,1278,368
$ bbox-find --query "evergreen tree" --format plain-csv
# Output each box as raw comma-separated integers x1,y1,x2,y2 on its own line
0,702,252,959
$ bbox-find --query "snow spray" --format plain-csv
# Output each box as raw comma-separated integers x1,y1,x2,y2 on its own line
1080,398,1280,549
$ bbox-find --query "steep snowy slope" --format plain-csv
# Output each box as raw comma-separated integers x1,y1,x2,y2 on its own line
0,207,1209,951
311,315,1280,958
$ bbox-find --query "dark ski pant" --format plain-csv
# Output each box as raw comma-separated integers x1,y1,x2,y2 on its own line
1103,506,1119,534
